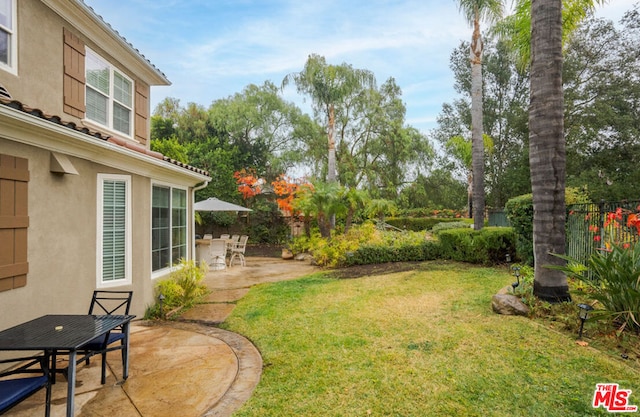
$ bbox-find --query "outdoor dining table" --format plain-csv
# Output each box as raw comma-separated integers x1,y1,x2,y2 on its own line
0,314,135,417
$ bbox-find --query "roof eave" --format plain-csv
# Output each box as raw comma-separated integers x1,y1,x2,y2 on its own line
42,0,170,86
0,104,210,185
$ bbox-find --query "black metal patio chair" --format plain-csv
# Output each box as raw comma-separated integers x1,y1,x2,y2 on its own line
80,290,133,384
54,290,133,385
0,353,51,416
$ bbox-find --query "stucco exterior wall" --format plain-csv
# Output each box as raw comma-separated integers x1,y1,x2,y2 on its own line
1,1,63,116
0,0,207,333
0,136,164,328
0,1,153,139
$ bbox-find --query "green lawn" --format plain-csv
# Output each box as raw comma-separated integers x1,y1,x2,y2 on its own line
222,261,639,416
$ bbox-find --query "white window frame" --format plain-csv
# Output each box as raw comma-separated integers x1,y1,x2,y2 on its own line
85,48,134,137
151,182,189,278
97,174,132,288
0,0,17,74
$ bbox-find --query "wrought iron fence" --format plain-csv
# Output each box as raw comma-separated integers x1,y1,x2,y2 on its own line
488,209,510,227
566,200,640,279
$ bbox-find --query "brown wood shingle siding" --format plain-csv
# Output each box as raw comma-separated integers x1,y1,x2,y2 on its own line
63,28,86,118
0,154,29,292
135,82,149,145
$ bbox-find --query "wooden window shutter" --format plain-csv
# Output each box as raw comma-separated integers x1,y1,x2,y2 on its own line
0,154,29,292
135,82,150,145
63,28,86,118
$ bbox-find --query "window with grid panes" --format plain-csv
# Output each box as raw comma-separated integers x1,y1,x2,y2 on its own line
152,185,187,271
0,0,16,72
86,49,133,136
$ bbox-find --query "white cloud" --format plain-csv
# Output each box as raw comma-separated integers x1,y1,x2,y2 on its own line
84,0,636,134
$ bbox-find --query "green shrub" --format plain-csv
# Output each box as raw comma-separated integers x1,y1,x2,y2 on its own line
290,223,513,267
504,194,534,266
387,217,469,231
431,221,472,234
397,208,466,218
438,227,516,265
551,244,640,333
505,188,592,266
346,240,442,266
145,258,209,319
438,228,480,263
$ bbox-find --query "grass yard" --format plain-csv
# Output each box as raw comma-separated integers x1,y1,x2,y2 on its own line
222,261,639,416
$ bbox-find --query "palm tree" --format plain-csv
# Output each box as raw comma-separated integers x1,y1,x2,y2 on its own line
446,134,494,218
500,0,605,301
282,54,375,184
529,0,570,301
342,187,369,234
456,0,504,231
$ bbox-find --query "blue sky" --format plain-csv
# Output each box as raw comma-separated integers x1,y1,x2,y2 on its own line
83,0,635,136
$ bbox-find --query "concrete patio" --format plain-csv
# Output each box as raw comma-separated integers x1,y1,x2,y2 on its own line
6,256,319,417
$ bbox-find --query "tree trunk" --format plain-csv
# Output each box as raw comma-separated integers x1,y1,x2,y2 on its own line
327,103,337,183
529,0,570,302
467,172,473,219
471,18,485,231
327,104,337,229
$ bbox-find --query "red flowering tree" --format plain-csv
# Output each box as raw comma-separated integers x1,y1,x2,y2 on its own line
271,175,301,216
234,168,262,200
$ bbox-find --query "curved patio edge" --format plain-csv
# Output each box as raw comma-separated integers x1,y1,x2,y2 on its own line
164,321,263,417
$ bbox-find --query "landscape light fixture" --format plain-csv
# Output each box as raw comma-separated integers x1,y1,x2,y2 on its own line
511,266,521,293
505,254,511,263
577,303,594,339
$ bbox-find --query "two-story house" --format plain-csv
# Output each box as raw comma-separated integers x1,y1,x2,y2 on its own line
0,0,211,328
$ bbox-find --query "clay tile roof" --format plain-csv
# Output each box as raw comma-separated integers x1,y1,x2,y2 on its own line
0,97,209,177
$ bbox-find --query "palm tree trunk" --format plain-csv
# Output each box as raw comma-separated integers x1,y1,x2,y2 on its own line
471,17,485,230
529,0,570,302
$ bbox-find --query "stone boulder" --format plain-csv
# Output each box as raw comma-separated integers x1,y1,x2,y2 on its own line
491,293,530,316
294,253,311,262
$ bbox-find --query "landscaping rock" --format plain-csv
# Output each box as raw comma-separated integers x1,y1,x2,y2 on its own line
281,249,294,260
497,285,511,295
294,253,312,262
491,293,530,316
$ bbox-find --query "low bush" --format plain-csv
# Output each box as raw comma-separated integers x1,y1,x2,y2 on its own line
551,243,640,333
386,217,469,231
145,258,209,319
504,194,534,265
346,239,441,266
438,227,516,265
505,188,591,266
431,221,472,234
290,224,514,267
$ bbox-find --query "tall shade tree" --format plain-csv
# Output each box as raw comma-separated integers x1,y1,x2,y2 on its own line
529,0,570,301
563,10,640,202
282,54,376,183
456,0,504,230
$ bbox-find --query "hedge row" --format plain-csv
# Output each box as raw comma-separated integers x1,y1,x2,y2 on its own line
385,217,471,232
437,227,515,265
344,227,515,266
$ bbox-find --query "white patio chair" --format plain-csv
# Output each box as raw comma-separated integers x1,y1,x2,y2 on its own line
229,235,249,267
203,234,213,240
220,234,230,240
208,239,227,270
226,234,240,258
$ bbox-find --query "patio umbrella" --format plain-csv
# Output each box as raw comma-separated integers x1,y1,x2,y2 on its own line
194,197,252,212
